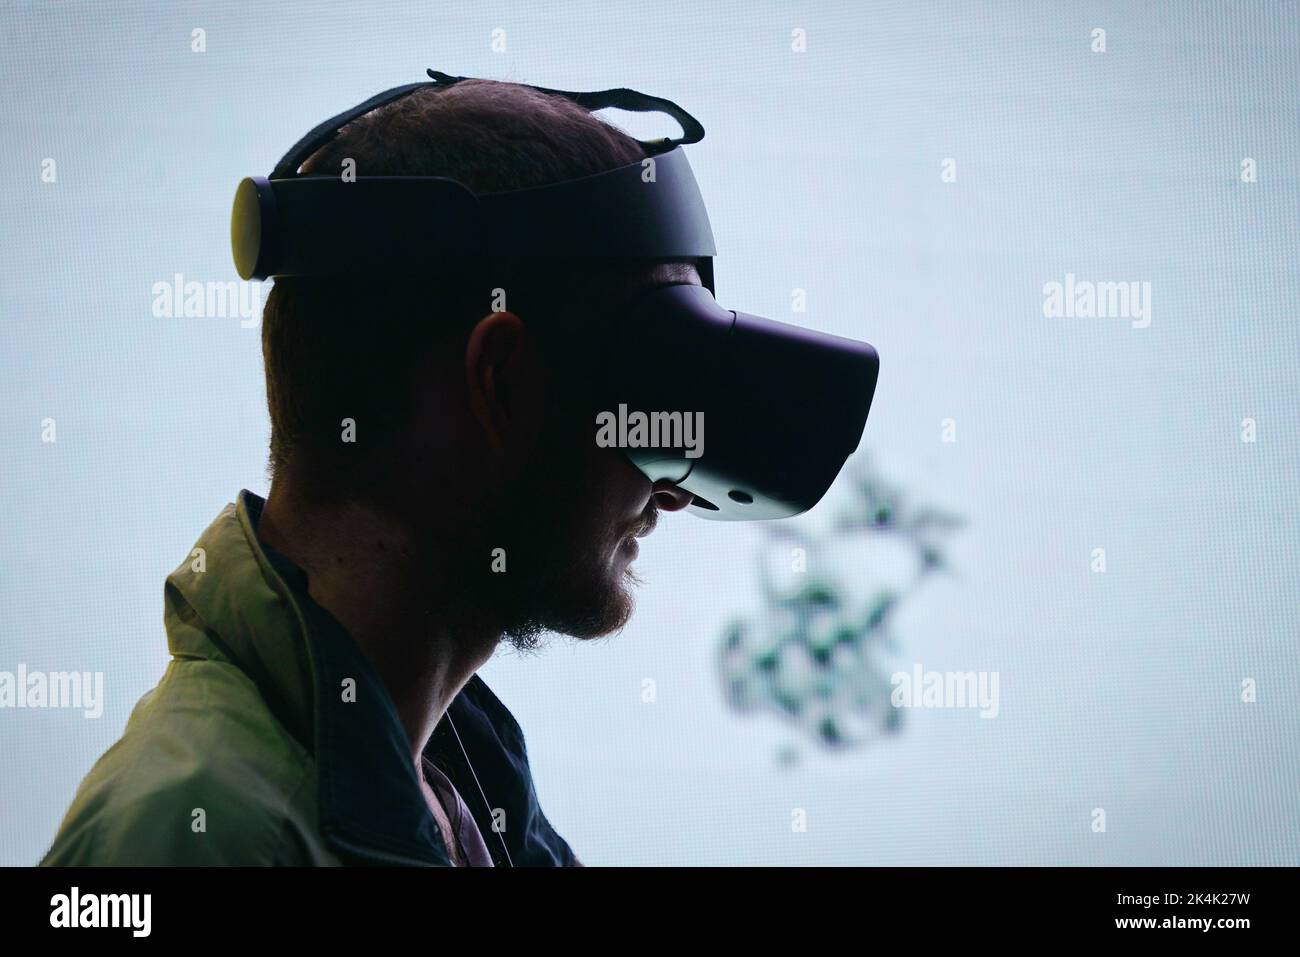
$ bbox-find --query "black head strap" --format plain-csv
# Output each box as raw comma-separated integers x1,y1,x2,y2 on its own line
271,80,435,179
425,70,705,153
271,68,705,179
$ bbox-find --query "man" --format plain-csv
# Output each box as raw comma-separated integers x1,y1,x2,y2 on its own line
41,78,699,866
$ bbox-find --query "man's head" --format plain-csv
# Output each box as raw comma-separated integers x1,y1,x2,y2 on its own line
261,79,697,651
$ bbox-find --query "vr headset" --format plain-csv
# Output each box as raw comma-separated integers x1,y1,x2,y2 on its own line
232,69,879,520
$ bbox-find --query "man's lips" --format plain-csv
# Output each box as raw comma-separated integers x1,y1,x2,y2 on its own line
620,512,657,560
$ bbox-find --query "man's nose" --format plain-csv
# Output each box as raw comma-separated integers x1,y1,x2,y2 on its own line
651,479,695,512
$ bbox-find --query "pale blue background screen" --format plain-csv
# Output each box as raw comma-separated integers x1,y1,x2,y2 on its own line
2,1,1297,865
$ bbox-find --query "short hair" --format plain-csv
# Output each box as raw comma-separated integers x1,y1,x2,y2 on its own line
260,79,668,493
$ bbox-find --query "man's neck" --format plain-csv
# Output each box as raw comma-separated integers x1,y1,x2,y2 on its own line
256,480,501,764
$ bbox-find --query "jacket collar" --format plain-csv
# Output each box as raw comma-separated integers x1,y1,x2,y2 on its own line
163,490,452,866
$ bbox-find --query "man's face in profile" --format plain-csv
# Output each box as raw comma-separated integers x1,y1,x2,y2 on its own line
451,265,699,652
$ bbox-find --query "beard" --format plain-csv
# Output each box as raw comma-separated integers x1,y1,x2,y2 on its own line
457,424,646,654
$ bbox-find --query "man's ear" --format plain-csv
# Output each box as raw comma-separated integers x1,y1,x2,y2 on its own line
464,311,531,455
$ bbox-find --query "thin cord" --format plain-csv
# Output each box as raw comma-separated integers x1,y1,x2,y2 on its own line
446,711,515,868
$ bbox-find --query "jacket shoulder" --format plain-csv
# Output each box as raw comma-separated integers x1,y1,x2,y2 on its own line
42,657,328,866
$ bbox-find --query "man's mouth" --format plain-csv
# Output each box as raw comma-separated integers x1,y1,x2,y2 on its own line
619,510,657,562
